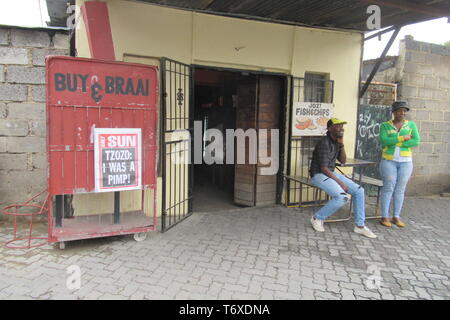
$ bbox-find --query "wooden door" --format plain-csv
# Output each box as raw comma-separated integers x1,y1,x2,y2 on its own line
234,74,282,206
234,75,257,206
255,75,281,206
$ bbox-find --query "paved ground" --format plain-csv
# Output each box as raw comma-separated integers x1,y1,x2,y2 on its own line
0,196,449,300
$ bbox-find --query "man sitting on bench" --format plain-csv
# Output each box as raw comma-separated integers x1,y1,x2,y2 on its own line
309,118,377,239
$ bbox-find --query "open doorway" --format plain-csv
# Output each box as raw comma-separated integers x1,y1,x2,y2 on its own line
192,67,286,212
193,68,240,212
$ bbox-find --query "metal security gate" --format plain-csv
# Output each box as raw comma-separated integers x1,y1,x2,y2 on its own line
161,58,193,232
286,76,334,206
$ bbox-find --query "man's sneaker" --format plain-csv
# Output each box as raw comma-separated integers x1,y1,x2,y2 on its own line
354,226,377,238
311,216,324,232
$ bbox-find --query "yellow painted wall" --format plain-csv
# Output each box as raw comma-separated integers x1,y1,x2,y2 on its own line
75,0,363,213
291,28,363,154
76,0,362,152
192,13,294,73
75,0,90,59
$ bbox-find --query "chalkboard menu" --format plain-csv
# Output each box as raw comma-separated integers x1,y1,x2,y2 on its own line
356,104,391,193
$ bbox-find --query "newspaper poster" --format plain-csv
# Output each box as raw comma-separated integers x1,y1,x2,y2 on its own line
292,102,333,136
94,128,142,192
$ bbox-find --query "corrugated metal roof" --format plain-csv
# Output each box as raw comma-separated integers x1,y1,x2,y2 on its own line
136,0,450,31
46,0,450,31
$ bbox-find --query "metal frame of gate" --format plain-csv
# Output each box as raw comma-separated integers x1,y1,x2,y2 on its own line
160,58,194,232
285,76,334,206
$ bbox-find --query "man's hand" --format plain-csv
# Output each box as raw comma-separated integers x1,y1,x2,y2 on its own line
336,136,346,164
403,134,412,141
339,182,349,193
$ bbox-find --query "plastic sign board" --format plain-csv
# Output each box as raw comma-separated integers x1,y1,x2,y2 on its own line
292,102,333,136
94,128,142,192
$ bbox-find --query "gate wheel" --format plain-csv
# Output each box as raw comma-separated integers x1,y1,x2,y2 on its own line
133,232,147,242
54,242,66,250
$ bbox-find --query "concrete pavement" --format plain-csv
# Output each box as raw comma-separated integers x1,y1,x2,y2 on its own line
0,196,449,300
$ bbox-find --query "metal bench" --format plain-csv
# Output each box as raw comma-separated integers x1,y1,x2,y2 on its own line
284,175,328,207
352,173,383,220
284,175,349,222
285,173,383,222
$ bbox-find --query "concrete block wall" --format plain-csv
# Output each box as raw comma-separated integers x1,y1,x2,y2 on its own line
0,27,69,211
396,36,450,196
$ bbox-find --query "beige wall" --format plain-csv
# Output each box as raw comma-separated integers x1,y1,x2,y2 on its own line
76,0,362,150
75,0,363,213
192,13,294,72
291,28,363,153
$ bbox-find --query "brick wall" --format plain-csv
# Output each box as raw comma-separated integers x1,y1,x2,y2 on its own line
372,36,450,195
398,36,450,196
0,27,69,211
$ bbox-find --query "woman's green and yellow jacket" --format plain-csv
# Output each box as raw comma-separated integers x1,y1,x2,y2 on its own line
379,120,420,160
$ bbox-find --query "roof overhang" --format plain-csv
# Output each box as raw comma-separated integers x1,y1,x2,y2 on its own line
46,0,450,31
134,0,450,31
46,0,72,28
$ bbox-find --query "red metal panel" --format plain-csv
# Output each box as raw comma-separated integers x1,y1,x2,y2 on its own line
47,56,159,195
81,1,116,61
46,57,158,108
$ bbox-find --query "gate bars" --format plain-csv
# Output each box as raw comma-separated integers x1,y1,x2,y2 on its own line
160,58,194,232
285,77,334,206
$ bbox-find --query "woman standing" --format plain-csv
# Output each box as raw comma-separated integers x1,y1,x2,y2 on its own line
378,101,420,227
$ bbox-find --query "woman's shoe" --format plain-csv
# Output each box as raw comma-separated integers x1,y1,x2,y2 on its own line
380,218,392,227
392,218,406,227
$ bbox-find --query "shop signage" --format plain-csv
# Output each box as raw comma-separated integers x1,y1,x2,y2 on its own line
94,128,142,192
47,57,158,108
292,102,333,136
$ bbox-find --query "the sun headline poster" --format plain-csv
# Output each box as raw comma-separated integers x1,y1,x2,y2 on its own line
94,128,142,192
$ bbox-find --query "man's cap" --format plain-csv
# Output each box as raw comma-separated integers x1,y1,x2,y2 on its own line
392,100,410,112
327,118,347,128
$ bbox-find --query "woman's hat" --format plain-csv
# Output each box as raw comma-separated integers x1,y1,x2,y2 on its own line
392,100,410,112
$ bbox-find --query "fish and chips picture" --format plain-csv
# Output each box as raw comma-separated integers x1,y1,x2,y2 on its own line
292,102,333,136
295,117,313,130
316,117,329,127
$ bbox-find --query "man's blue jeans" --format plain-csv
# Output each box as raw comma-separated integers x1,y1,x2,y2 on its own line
379,159,413,218
311,173,366,227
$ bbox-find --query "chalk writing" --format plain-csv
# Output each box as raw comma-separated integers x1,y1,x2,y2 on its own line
356,104,391,194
